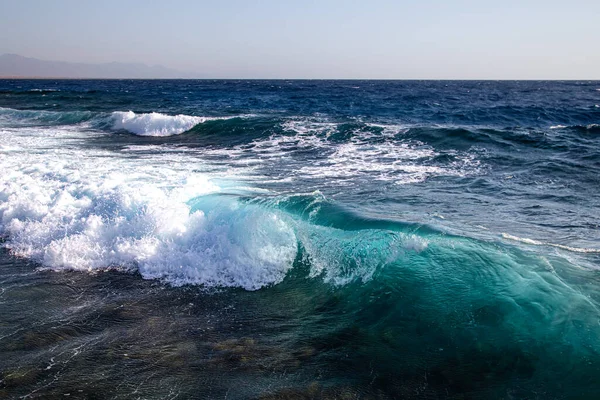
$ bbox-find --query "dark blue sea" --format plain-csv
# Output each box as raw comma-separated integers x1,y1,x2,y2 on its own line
0,80,599,399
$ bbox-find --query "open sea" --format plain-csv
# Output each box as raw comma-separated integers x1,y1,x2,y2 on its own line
0,79,599,399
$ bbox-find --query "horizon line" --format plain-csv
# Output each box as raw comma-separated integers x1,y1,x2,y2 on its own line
1,77,599,81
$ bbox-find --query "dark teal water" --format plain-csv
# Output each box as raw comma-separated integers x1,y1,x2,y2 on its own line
0,80,599,398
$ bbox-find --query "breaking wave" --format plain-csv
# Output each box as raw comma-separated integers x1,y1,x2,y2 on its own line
0,107,229,136
0,123,428,290
0,149,297,290
110,111,220,136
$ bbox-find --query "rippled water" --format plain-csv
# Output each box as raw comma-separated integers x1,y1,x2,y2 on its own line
0,80,599,398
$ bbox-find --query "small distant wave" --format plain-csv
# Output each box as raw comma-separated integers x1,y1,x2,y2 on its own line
111,111,217,136
502,233,600,254
28,88,60,92
0,89,61,95
549,123,599,132
0,106,95,126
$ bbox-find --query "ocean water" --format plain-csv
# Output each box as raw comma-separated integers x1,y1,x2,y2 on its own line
0,79,599,399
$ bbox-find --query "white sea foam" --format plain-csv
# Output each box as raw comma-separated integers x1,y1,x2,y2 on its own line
0,126,297,290
278,118,480,184
192,118,453,185
550,123,600,130
111,111,214,136
502,233,600,254
364,122,410,137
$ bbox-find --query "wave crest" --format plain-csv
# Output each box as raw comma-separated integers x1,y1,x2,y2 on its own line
0,126,299,290
111,111,211,136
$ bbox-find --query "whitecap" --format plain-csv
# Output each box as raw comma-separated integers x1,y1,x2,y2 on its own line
111,111,211,136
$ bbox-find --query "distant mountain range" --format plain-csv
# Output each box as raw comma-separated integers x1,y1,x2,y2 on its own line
0,54,197,79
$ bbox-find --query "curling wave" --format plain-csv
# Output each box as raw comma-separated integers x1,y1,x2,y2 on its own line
0,120,447,290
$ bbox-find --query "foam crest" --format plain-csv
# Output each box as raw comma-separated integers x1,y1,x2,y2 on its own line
279,118,480,184
0,126,298,290
111,111,210,136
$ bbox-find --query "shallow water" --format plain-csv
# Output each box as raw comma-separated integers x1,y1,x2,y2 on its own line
0,80,599,398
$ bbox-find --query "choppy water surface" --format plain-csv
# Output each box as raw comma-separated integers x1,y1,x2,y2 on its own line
0,80,599,399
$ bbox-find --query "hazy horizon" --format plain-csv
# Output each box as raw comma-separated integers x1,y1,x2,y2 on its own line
1,0,599,79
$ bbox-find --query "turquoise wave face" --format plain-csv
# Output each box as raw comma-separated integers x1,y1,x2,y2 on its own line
261,195,600,397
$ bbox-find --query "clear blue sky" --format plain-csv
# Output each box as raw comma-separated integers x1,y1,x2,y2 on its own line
1,0,598,79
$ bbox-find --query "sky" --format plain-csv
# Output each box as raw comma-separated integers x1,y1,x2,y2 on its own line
0,0,599,79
